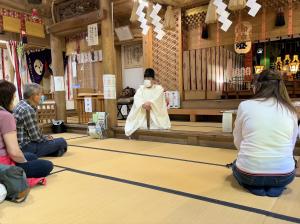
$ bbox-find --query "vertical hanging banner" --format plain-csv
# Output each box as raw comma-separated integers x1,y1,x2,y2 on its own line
103,74,116,99
87,23,98,46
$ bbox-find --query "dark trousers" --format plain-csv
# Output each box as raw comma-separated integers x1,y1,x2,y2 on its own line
232,162,295,197
21,138,68,158
16,153,53,178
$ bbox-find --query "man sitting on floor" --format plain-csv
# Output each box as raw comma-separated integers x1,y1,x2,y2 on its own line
13,83,67,157
125,68,171,136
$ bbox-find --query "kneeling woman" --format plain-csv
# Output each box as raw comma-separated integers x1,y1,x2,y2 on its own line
233,70,297,197
0,80,53,178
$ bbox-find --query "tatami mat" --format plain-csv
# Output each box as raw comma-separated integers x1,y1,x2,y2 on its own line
1,134,299,224
67,138,237,165
47,145,300,215
0,171,279,224
52,133,88,140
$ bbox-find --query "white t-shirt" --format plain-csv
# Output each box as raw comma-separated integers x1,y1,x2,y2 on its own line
233,98,298,174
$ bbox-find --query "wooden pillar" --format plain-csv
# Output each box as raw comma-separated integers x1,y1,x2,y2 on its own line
143,26,153,68
100,0,117,129
50,34,66,121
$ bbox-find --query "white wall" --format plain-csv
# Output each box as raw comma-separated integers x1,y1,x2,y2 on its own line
122,67,144,90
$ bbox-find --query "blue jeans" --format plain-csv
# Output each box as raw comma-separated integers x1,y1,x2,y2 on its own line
16,153,53,178
232,162,295,197
21,138,68,158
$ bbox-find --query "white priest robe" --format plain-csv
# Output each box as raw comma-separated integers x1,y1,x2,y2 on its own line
125,84,171,136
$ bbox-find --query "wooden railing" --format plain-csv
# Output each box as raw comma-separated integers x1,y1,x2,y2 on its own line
37,101,56,124
76,93,105,124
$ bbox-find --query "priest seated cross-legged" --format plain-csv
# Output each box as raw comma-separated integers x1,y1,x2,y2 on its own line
13,83,68,157
125,68,171,137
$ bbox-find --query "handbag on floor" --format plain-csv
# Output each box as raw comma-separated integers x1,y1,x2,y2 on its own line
0,164,30,203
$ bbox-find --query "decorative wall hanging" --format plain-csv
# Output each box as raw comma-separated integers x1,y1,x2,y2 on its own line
213,0,232,32
246,0,261,17
205,0,218,24
275,7,285,27
123,44,143,69
164,6,176,31
150,3,165,40
136,0,150,36
228,0,247,11
234,21,252,54
130,0,139,23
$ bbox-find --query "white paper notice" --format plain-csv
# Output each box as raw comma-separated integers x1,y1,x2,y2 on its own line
87,23,99,46
222,112,233,133
54,76,65,91
103,74,116,99
84,97,93,113
72,62,77,78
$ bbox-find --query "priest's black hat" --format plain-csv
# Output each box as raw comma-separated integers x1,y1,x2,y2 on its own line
144,68,155,78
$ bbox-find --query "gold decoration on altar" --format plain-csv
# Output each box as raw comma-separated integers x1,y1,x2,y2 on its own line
254,65,264,74
282,54,291,72
275,57,283,71
290,55,299,74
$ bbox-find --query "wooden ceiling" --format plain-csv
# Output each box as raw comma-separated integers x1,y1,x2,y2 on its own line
113,0,209,23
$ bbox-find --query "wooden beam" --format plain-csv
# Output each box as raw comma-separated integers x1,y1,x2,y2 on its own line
50,34,66,121
47,10,106,35
101,0,117,131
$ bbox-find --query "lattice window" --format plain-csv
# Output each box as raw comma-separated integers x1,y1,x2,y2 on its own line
152,10,180,91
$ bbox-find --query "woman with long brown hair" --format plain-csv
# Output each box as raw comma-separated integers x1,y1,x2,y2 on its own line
232,69,298,197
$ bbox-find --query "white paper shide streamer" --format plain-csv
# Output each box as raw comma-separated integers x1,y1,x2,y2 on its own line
150,3,165,40
246,0,261,17
136,0,150,35
213,0,232,32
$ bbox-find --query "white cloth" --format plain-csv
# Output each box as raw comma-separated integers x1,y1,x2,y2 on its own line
125,84,171,136
0,183,7,203
233,98,298,174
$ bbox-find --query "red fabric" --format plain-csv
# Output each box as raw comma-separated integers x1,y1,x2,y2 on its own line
1,48,5,80
0,156,46,187
10,41,22,99
0,111,16,156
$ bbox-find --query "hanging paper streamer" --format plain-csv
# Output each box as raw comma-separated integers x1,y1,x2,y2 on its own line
150,3,165,40
136,0,150,36
213,0,232,32
246,0,261,17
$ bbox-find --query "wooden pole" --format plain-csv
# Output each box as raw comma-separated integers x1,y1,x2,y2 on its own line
100,0,117,130
50,34,66,121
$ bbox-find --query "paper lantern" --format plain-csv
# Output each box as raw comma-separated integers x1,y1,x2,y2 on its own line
228,0,247,11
